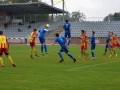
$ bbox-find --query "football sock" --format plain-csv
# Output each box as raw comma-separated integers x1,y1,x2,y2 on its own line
112,49,116,54
68,40,71,46
68,54,74,60
58,52,63,59
44,44,47,52
81,51,83,56
105,48,107,53
30,49,33,55
41,45,44,53
0,57,3,65
7,56,13,63
91,51,95,57
34,48,37,55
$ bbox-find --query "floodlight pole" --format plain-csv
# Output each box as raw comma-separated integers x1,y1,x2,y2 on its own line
63,0,65,23
51,0,54,22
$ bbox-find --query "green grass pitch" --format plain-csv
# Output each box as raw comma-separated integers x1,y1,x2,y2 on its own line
0,45,120,90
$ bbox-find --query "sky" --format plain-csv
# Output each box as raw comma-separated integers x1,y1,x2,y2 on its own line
43,0,120,18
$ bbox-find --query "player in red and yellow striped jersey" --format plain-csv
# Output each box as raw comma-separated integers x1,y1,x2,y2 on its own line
109,32,117,57
114,34,120,49
30,28,39,59
80,30,87,60
0,31,16,67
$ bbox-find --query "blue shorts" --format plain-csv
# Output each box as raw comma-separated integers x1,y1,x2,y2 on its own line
39,37,45,44
106,43,110,48
64,32,71,38
59,46,69,54
91,44,96,50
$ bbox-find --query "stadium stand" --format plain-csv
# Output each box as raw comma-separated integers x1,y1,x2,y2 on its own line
0,22,62,38
59,21,120,37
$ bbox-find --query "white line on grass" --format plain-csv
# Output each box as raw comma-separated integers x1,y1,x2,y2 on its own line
67,60,120,72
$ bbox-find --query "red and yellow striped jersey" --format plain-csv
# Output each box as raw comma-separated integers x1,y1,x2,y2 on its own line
109,36,114,45
80,34,86,46
114,36,119,44
0,35,8,48
30,32,37,43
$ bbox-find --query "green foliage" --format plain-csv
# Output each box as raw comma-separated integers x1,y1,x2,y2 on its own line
104,12,120,21
0,45,120,90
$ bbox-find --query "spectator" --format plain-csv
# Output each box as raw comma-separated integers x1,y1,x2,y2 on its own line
18,28,22,32
28,25,31,28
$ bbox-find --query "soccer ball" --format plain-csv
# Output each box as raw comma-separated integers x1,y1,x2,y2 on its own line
46,24,50,28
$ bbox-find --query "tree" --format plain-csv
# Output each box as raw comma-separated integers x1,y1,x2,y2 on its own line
104,12,120,21
53,11,86,22
70,11,86,22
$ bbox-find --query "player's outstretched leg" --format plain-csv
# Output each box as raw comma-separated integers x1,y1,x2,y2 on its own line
112,49,117,57
7,55,16,67
58,52,64,63
0,56,4,67
67,53,76,63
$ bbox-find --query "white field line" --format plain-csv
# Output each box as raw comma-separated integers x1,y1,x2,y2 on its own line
67,60,120,71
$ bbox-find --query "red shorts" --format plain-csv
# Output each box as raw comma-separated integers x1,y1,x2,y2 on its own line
115,43,120,48
81,46,86,50
0,48,9,55
110,44,114,49
30,42,35,47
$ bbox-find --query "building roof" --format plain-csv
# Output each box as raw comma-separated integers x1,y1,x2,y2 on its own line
0,2,66,14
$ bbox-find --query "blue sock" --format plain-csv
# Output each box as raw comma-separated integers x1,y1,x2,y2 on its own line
91,51,95,57
41,45,43,53
68,40,71,46
68,54,74,60
44,44,47,52
58,53,63,59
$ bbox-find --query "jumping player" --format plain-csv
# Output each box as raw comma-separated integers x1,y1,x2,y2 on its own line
63,20,71,48
103,31,111,55
53,33,76,63
0,31,16,67
91,31,96,60
30,28,39,59
37,24,50,55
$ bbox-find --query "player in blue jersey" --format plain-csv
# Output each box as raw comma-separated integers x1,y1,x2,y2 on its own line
37,24,50,55
91,31,96,60
63,20,71,48
103,31,111,55
53,33,76,63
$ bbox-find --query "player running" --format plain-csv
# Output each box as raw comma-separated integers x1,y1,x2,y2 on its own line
63,20,71,48
53,33,76,63
30,28,39,59
80,30,88,60
0,31,16,67
103,31,111,55
114,34,120,49
90,31,96,60
37,24,50,55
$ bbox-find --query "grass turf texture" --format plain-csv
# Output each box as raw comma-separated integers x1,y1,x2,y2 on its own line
0,45,120,90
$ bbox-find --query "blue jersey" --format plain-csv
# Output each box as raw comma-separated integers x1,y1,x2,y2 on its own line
55,37,66,47
38,28,48,37
91,35,95,44
106,35,110,43
63,23,71,32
